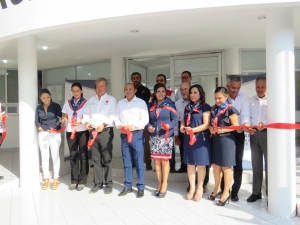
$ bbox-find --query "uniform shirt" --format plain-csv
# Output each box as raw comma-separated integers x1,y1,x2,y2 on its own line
62,99,87,132
150,90,175,102
175,90,182,102
228,92,250,125
174,98,189,136
249,95,267,125
135,84,151,104
114,96,149,130
82,93,117,128
35,102,62,130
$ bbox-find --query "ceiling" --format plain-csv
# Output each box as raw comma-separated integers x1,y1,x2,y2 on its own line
0,5,300,70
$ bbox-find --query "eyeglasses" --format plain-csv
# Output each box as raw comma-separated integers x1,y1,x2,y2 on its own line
156,79,164,82
181,76,190,80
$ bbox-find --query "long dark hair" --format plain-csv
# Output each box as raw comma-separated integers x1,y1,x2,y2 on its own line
152,83,167,102
71,82,83,98
189,84,205,104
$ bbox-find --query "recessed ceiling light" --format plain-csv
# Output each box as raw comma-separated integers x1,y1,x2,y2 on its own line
2,59,8,63
88,73,91,76
258,15,266,20
130,30,140,33
41,46,50,50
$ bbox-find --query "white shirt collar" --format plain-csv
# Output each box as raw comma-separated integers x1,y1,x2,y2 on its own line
255,94,267,100
124,96,137,102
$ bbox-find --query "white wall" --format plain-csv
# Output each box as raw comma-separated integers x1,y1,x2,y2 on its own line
147,65,170,91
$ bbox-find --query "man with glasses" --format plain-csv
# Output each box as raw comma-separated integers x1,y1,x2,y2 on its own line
175,71,193,101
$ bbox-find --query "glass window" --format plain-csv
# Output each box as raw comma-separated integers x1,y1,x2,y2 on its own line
45,67,75,84
174,56,218,74
241,50,266,71
76,62,110,80
129,63,147,83
7,70,18,103
0,69,5,103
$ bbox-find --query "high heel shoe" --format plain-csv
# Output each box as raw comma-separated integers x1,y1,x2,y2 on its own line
194,188,203,202
186,188,195,200
157,191,167,198
216,196,230,206
208,191,222,201
154,190,159,196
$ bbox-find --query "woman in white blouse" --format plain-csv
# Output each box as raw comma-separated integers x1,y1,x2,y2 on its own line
61,82,89,191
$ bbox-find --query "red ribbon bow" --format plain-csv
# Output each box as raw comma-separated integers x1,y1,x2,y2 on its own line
186,127,196,145
121,126,133,143
212,104,232,135
161,122,170,142
70,116,77,139
87,130,98,148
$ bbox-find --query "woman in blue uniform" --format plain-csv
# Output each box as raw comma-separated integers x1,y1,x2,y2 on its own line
180,84,211,202
146,83,178,198
208,87,239,206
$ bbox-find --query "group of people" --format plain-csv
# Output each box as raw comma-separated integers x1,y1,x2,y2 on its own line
32,71,268,206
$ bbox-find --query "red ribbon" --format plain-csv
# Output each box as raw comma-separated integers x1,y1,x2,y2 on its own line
121,126,133,143
70,116,77,139
0,115,8,144
50,126,67,133
161,122,170,142
186,127,196,145
87,130,98,148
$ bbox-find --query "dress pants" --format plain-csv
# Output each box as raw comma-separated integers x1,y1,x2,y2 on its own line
91,127,114,187
66,130,89,185
121,130,145,190
221,131,245,195
38,132,61,179
178,124,187,171
144,127,151,166
250,130,268,195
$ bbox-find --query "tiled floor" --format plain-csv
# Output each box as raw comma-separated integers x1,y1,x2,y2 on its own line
1,149,300,225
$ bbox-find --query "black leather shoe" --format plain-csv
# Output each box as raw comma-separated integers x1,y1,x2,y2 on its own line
146,164,152,170
105,187,113,194
137,190,144,198
118,188,133,196
231,194,239,202
176,168,187,173
154,190,159,195
157,191,167,198
89,184,102,194
170,167,176,173
247,194,262,202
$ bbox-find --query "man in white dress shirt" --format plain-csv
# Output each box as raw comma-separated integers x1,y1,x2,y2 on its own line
175,71,193,102
247,76,268,202
82,78,117,194
224,75,250,201
115,83,149,198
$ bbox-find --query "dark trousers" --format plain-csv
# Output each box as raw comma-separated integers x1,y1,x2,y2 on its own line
91,127,114,187
144,128,151,166
221,131,245,195
178,124,187,170
250,130,268,195
66,131,89,184
121,130,145,190
169,145,176,169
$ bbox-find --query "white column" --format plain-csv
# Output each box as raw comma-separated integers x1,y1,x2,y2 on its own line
17,36,40,188
110,57,125,157
266,8,296,217
224,48,240,75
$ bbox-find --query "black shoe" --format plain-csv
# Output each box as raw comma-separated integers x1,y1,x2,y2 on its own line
118,188,133,196
137,190,144,198
176,168,187,173
104,187,113,194
90,164,94,168
69,184,77,190
146,164,152,170
89,184,102,194
170,167,176,173
77,184,85,191
153,190,159,195
216,196,230,206
247,194,262,202
157,191,167,198
208,191,222,200
231,194,239,202
0,176,3,180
